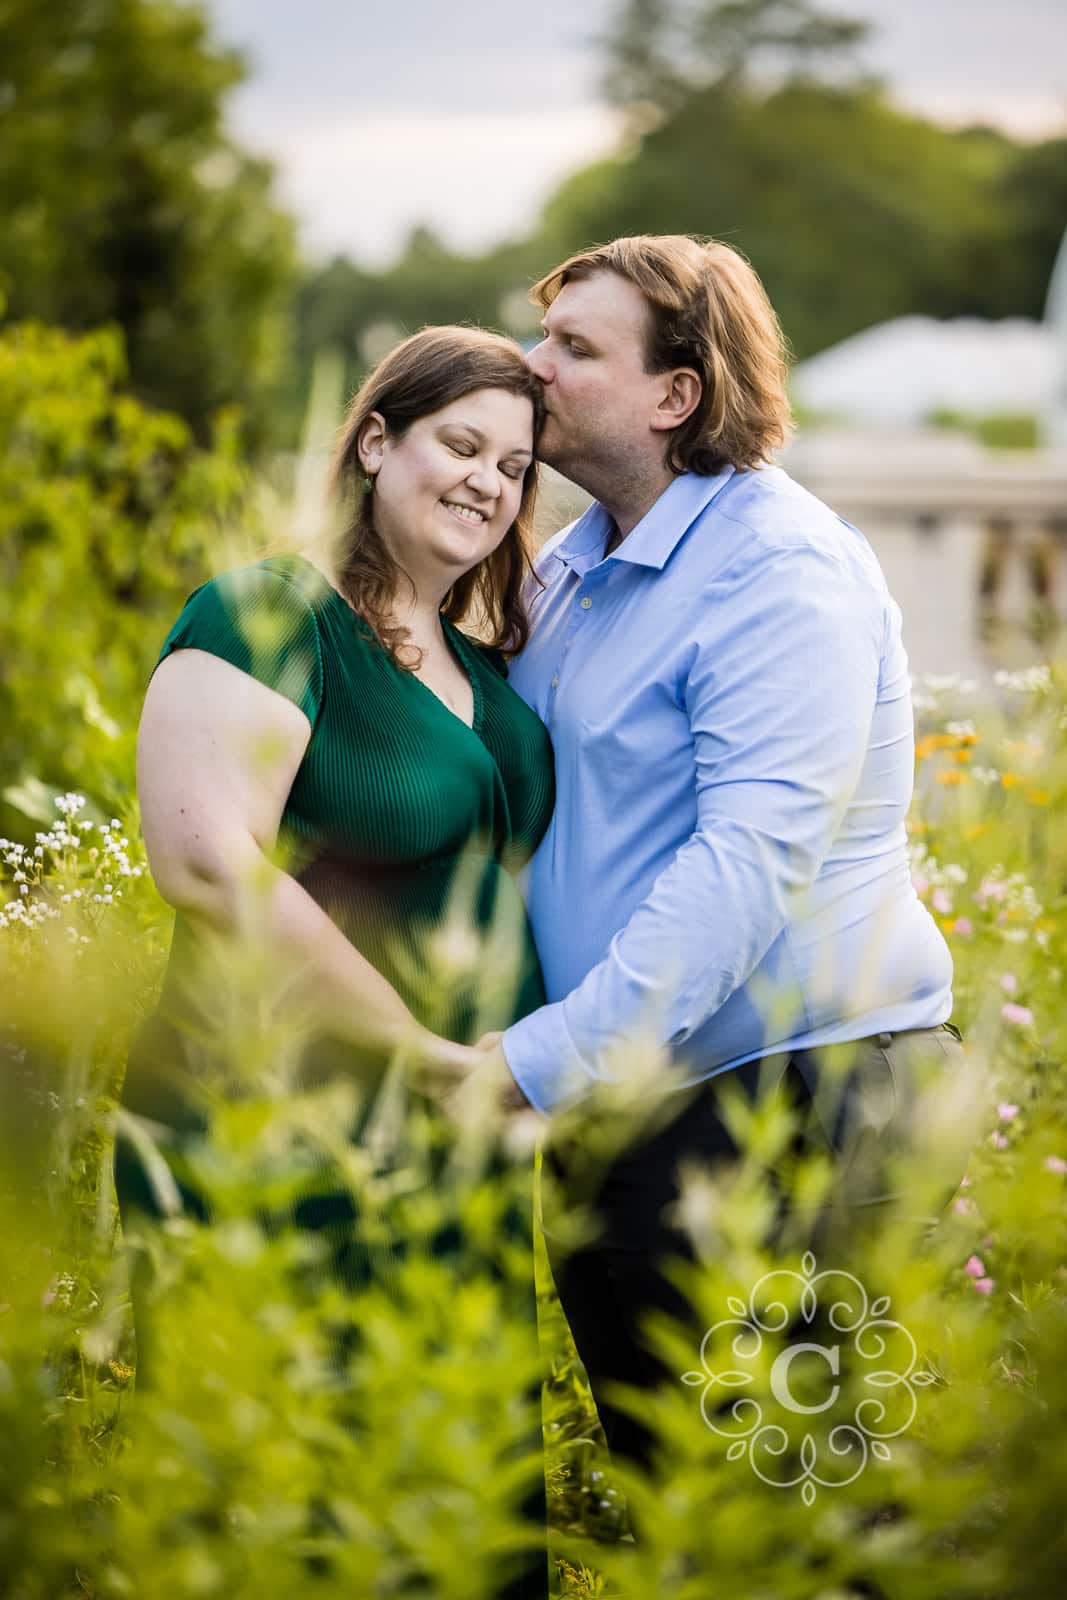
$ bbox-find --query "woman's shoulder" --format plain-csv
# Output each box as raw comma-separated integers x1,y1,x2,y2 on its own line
159,556,327,724
201,554,333,612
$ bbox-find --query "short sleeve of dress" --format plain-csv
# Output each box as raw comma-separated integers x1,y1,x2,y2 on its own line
156,564,324,726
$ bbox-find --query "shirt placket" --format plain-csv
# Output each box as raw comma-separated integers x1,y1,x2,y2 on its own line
545,559,611,725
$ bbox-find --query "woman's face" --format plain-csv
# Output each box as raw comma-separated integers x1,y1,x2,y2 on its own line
360,387,534,593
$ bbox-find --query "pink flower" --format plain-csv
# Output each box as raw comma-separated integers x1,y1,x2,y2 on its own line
979,877,1008,903
990,1131,1009,1150
953,1196,977,1216
912,873,930,898
1000,973,1018,995
932,888,953,914
1001,1003,1034,1027
960,1174,972,1187
964,1255,986,1278
973,1277,995,1295
1044,1156,1067,1176
997,1102,1020,1123
952,917,974,937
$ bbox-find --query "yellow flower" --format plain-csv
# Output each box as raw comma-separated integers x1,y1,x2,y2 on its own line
1025,788,1050,806
936,769,969,787
1001,773,1023,789
954,749,973,764
964,823,989,840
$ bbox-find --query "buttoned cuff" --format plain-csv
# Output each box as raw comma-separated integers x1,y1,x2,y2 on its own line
501,1002,594,1115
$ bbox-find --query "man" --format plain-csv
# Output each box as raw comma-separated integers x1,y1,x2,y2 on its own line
481,234,962,1469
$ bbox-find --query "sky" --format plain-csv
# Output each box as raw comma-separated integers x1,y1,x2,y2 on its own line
207,0,1067,267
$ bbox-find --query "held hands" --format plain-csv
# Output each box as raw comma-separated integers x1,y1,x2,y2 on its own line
410,1027,534,1129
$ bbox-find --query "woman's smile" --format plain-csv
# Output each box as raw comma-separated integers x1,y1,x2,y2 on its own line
441,498,488,526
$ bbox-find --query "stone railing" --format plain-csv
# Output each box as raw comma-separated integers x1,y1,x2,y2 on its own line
785,431,1067,677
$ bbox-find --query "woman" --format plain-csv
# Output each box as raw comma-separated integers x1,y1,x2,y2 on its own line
115,326,554,1597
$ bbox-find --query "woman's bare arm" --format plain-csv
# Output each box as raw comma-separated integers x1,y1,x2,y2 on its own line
138,648,472,1073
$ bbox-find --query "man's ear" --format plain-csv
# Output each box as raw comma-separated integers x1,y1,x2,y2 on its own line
357,411,388,475
651,369,702,433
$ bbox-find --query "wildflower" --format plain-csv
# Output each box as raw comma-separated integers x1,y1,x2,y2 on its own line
1025,788,1050,806
973,1277,995,1295
990,1131,1009,1150
964,1255,986,1278
952,917,973,937
932,888,953,914
994,665,1050,693
997,1103,1020,1123
1001,772,1023,790
953,1196,977,1216
936,769,968,787
1001,1003,1034,1027
1000,973,1018,995
1044,1156,1067,1176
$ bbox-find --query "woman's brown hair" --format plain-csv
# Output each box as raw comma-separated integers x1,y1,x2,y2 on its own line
329,325,544,664
531,235,792,475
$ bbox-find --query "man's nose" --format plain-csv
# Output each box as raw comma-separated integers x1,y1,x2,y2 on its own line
525,339,552,383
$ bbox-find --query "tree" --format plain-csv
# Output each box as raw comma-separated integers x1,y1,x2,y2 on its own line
0,0,296,443
601,0,870,118
0,319,254,825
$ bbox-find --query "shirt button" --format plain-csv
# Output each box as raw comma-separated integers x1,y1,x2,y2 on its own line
579,596,593,610
550,675,560,689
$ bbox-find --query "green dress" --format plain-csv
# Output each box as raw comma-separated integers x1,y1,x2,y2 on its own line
115,555,555,1597
132,554,554,1080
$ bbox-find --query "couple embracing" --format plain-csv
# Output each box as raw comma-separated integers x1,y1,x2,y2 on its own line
116,234,963,1593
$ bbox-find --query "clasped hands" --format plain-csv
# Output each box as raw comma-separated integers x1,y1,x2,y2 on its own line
411,1027,533,1126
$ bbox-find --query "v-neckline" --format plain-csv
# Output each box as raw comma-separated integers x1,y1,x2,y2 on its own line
281,556,485,738
432,617,484,735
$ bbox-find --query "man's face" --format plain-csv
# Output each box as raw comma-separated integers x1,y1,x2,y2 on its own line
525,271,668,483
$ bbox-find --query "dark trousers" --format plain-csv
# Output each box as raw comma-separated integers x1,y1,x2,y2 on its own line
543,1024,967,1473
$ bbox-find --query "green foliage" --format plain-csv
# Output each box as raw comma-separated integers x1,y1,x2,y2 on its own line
537,79,1025,361
928,409,1039,451
601,0,871,116
0,319,255,827
292,19,1066,405
2,665,1067,1595
0,0,297,441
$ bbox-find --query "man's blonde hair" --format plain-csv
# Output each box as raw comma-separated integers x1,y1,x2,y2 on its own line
531,234,793,474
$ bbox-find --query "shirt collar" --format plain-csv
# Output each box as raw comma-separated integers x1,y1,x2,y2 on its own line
551,466,737,576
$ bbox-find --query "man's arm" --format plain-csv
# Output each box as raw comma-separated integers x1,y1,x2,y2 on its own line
502,543,885,1113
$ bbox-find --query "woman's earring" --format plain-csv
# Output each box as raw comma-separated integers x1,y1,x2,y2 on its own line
362,472,375,494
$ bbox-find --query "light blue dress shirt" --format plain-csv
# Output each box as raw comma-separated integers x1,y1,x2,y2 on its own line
501,465,953,1114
